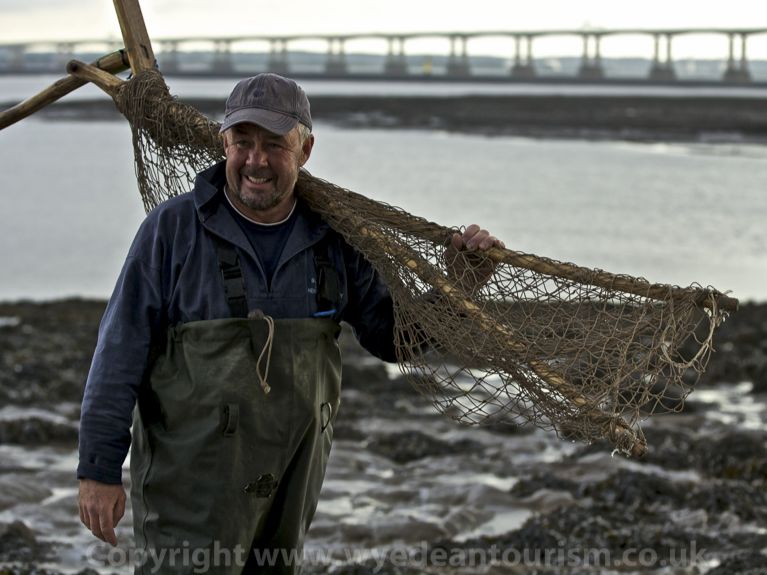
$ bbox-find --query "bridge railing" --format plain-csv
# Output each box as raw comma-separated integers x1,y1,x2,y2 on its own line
1,28,766,83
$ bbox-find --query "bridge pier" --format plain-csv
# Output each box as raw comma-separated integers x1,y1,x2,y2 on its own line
384,36,408,76
577,34,604,79
55,42,76,72
723,33,751,83
446,35,471,77
510,35,536,78
325,38,347,75
6,45,26,73
267,39,290,75
648,33,676,81
159,41,180,74
212,40,234,74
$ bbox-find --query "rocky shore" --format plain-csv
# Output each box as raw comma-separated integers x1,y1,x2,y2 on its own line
1,298,765,574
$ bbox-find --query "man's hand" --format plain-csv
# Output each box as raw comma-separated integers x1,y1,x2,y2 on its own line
445,224,505,294
78,479,126,546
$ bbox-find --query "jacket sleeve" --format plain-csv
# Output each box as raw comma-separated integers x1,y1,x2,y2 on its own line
341,245,397,363
77,219,165,484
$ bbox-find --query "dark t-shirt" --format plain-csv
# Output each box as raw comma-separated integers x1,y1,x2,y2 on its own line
223,198,298,287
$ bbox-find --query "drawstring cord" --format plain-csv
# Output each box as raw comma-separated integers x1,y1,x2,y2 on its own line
248,310,274,395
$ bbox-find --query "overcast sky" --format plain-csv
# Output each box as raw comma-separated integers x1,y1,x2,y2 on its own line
2,0,766,59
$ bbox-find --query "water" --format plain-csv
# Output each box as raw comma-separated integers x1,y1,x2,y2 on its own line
1,114,766,301
4,75,767,103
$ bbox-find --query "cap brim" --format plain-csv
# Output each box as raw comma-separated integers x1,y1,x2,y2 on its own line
219,108,299,135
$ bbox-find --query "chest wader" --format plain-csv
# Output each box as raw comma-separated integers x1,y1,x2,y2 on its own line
130,233,342,575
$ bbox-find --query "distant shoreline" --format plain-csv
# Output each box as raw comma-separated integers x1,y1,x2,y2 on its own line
6,93,767,144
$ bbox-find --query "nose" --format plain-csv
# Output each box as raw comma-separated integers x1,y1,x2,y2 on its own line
245,144,268,168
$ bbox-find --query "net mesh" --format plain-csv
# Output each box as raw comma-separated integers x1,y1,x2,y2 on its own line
114,69,733,456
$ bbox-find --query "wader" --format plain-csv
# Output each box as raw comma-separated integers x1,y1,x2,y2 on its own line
131,233,342,574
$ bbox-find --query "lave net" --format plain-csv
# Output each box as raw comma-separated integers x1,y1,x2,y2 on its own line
114,69,735,456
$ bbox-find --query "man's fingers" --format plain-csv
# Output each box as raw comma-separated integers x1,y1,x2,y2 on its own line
465,229,491,250
114,492,126,524
88,509,105,542
79,504,89,529
97,503,117,546
100,516,118,547
464,224,480,237
461,224,480,248
478,235,502,250
79,480,124,546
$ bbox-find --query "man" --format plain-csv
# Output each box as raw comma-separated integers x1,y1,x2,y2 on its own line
78,73,503,573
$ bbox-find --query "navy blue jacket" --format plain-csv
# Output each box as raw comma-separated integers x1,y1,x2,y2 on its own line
78,162,395,484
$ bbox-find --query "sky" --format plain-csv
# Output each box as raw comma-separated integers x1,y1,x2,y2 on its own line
1,0,767,59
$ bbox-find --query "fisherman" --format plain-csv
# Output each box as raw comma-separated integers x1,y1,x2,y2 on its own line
77,72,504,573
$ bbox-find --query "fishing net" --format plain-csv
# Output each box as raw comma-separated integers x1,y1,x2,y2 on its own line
114,68,734,456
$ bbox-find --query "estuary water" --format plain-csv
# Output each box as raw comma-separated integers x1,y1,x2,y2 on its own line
0,98,766,301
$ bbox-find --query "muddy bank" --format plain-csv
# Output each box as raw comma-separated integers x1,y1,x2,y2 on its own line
11,94,767,143
0,298,765,574
0,298,762,413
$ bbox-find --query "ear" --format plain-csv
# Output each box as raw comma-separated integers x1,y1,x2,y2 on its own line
299,134,315,167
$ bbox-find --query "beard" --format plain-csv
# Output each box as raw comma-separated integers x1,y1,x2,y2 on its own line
232,183,285,213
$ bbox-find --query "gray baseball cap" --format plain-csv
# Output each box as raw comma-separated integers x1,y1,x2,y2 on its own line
219,73,312,135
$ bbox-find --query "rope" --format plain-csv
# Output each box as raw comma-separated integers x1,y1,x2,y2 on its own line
248,309,274,395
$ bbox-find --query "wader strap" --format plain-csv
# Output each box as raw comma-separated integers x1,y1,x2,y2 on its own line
209,233,249,319
313,233,341,318
208,230,341,319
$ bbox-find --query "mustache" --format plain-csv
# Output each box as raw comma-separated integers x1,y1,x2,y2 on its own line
242,170,273,179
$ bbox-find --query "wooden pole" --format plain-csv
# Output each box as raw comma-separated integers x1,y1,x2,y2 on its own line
487,246,739,313
0,51,129,130
404,225,738,313
66,60,126,96
112,0,156,73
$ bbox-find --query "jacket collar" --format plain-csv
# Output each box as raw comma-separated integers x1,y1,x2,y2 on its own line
193,161,330,268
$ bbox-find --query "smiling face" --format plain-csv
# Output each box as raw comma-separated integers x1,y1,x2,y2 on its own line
223,122,314,223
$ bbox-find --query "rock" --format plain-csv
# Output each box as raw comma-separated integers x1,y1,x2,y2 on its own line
750,359,767,394
330,419,367,441
706,551,767,575
482,420,536,436
0,417,78,446
476,501,719,567
574,426,767,482
688,480,767,523
0,476,52,510
699,302,767,388
0,299,104,407
0,520,48,564
342,361,392,392
509,474,579,499
366,431,482,464
307,559,424,575
697,429,767,481
0,567,65,575
582,468,690,508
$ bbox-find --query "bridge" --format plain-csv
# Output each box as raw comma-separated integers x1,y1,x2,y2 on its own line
2,27,766,83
